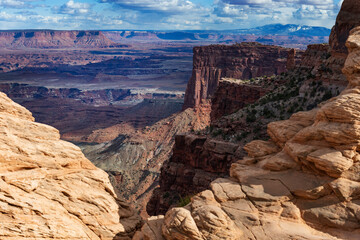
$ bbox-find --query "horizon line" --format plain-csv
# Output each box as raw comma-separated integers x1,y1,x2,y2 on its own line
0,23,332,32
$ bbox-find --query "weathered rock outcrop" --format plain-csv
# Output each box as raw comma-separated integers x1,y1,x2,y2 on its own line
286,48,297,70
299,43,331,70
0,30,125,49
182,42,302,110
81,107,210,217
146,134,238,216
210,79,267,121
136,23,360,240
209,76,291,121
0,83,132,106
326,0,360,86
330,0,360,56
0,92,141,239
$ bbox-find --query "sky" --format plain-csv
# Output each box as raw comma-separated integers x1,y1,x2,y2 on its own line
0,0,344,30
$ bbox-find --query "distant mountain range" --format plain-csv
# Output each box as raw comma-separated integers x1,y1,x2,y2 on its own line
104,24,331,40
230,24,331,37
0,24,330,49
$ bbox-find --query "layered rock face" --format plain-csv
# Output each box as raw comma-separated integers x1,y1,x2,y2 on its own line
136,25,360,240
299,44,331,70
81,107,210,217
330,0,360,56
0,92,141,239
146,134,238,216
210,79,268,121
0,30,124,49
182,42,301,109
326,0,360,86
0,83,132,106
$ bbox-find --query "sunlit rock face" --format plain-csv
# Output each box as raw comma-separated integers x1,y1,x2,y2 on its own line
135,1,360,239
0,92,141,239
0,30,122,49
182,43,299,110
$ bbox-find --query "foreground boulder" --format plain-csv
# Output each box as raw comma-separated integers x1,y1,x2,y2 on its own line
134,24,360,240
0,92,141,239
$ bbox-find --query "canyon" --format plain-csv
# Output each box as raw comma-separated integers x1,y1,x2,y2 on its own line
0,30,126,49
80,41,303,216
182,43,303,110
0,3,357,239
135,1,360,239
0,92,141,239
0,26,317,217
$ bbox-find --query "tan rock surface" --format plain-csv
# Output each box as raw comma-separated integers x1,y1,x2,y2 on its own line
136,7,360,239
0,92,141,239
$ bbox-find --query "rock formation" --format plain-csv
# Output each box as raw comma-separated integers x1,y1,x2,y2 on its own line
210,77,281,121
146,134,239,216
326,0,360,86
135,22,360,240
0,30,125,49
210,78,266,121
286,48,296,70
330,0,360,56
81,107,210,217
182,42,302,110
0,92,141,239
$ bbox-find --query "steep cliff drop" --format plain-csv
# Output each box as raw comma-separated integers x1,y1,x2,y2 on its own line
182,42,301,110
134,17,360,240
0,92,141,239
0,30,125,49
136,0,360,239
327,0,360,85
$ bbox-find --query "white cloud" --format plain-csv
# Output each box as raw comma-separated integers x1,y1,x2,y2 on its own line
213,0,339,28
54,0,91,15
222,0,272,6
293,5,332,20
213,1,248,17
99,0,199,14
0,0,34,9
0,0,341,30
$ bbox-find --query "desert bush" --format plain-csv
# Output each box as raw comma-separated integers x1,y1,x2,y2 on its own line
178,195,192,207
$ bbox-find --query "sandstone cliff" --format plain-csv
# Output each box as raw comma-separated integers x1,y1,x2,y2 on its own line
0,92,141,239
0,30,125,49
326,0,360,87
135,20,360,240
182,42,302,110
81,107,210,217
330,0,360,56
211,77,278,121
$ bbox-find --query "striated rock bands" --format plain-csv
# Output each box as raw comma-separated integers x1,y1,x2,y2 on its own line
81,107,210,217
0,92,141,239
330,0,360,55
136,24,360,240
182,42,301,110
0,30,125,49
210,77,275,121
146,133,240,216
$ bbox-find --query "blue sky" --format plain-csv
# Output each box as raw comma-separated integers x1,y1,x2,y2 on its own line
0,0,344,30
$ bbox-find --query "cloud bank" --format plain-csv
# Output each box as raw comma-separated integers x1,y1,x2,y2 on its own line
0,0,343,30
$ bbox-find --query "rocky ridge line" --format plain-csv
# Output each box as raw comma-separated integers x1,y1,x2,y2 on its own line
0,30,126,49
182,42,302,110
136,1,360,239
0,92,141,239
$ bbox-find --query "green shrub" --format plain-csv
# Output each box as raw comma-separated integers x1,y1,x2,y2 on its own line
178,195,192,207
236,135,242,141
322,90,333,101
246,114,256,123
253,125,262,133
212,129,223,137
241,131,250,138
